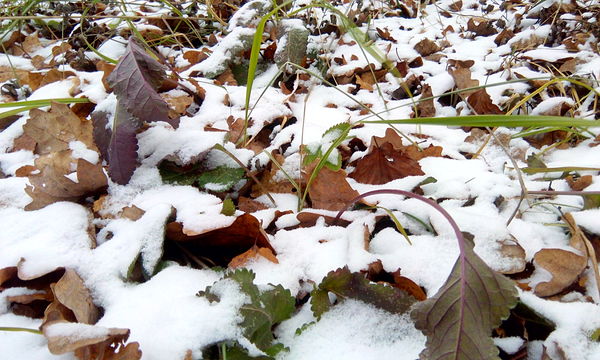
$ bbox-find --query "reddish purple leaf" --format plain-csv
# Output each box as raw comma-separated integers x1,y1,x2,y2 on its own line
107,38,178,128
107,102,141,185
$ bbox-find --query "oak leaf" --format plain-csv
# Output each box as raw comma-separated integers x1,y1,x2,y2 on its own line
228,245,279,268
416,84,436,117
449,67,479,98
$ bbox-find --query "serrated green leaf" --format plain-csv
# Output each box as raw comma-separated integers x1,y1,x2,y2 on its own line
411,239,518,360
198,269,295,354
310,267,417,318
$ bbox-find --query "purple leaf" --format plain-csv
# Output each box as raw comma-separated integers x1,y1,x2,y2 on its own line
107,102,141,185
106,38,178,128
334,190,518,360
90,110,112,162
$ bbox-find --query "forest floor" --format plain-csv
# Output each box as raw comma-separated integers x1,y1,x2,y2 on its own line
1,0,600,359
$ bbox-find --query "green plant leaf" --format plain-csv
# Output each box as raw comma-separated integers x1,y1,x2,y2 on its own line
159,164,245,192
221,197,236,216
198,269,295,355
411,238,518,360
197,166,245,191
310,267,417,318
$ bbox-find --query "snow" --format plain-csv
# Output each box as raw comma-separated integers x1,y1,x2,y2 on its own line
1,0,600,358
277,300,425,360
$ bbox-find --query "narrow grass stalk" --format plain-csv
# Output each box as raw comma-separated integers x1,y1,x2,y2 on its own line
360,114,600,128
0,326,43,335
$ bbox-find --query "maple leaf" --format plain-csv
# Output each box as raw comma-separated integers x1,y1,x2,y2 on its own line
23,102,96,155
310,267,417,318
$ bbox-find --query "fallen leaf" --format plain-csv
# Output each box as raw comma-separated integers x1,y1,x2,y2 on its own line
50,269,99,325
310,267,417,318
467,88,504,115
228,245,279,268
449,66,479,98
25,151,108,210
416,84,436,117
497,236,527,274
296,211,351,228
533,248,587,297
23,102,96,155
43,322,141,360
305,162,359,211
566,175,593,191
363,260,427,301
166,213,275,266
350,142,424,185
467,18,497,36
414,38,440,56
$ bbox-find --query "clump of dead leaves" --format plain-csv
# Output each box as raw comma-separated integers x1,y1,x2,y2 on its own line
0,263,141,359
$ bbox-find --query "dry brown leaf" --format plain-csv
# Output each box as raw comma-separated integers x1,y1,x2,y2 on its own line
414,38,440,56
416,84,436,117
228,245,279,268
251,153,299,197
497,236,527,274
467,89,503,115
0,66,44,90
96,61,116,91
566,175,593,191
448,0,463,11
38,68,76,89
215,68,237,86
448,67,479,98
183,50,209,65
355,73,374,91
50,269,99,325
533,248,587,297
363,260,427,300
350,142,424,185
238,196,268,213
43,321,141,360
24,102,96,155
296,212,351,228
494,29,514,46
467,18,497,36
163,94,193,116
305,163,359,211
26,151,108,210
166,213,275,266
227,116,245,144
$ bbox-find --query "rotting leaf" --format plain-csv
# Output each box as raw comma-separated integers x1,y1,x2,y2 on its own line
416,84,436,117
197,269,294,355
310,267,417,318
412,237,518,360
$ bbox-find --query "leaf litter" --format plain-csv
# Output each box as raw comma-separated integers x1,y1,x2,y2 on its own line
1,0,600,359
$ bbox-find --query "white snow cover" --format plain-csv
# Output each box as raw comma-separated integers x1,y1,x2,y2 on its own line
1,0,600,358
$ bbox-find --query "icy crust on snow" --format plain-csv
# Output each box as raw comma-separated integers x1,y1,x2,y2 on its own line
276,299,426,360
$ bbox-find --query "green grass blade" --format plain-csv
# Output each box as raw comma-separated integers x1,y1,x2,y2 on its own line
361,115,600,128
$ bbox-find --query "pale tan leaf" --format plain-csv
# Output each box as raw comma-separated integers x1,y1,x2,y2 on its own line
51,269,99,325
